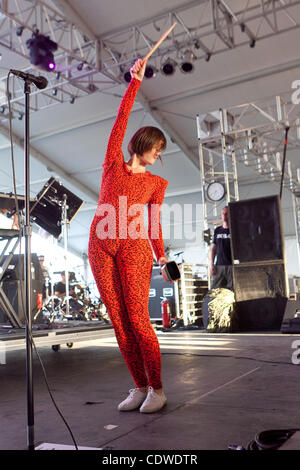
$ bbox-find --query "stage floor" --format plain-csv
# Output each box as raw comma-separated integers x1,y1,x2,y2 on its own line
0,328,300,450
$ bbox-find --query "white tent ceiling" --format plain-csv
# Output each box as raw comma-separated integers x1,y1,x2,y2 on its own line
0,0,300,257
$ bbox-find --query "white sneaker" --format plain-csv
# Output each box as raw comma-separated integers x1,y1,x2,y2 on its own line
139,387,167,413
118,388,147,411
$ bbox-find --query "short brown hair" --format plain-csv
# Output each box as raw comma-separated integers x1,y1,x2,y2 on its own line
128,126,167,157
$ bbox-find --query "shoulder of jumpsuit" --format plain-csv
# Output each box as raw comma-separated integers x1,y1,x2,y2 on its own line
148,175,169,204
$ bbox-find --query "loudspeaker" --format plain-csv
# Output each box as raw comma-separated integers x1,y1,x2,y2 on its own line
1,253,44,282
0,279,44,325
281,295,300,333
233,263,287,302
232,263,287,331
236,296,287,331
229,195,283,263
148,266,177,320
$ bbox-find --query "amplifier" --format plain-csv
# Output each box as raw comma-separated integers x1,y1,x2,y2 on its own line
1,253,44,282
0,279,44,325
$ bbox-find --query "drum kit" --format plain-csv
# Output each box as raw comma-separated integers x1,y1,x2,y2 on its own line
40,273,110,325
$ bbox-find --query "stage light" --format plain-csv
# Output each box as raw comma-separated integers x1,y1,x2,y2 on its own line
88,83,97,92
52,88,57,96
77,62,84,71
70,96,75,104
249,39,256,48
180,50,196,74
18,113,23,120
205,52,211,62
161,58,177,76
26,30,57,72
55,71,61,80
0,106,5,113
144,64,157,79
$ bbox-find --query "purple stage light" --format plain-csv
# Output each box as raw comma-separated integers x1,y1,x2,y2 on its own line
48,62,55,70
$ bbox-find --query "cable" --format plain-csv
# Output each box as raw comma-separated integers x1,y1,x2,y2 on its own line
6,73,79,451
246,428,300,450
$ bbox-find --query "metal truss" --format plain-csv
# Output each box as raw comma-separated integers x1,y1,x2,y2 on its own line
0,0,119,120
196,86,300,265
1,0,300,117
198,90,300,194
292,193,300,268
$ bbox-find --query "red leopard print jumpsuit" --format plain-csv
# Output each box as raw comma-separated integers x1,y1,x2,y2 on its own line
88,77,168,390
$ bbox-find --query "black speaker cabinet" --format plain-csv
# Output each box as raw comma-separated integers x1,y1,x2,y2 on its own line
236,297,287,331
233,263,287,331
0,280,44,325
148,266,177,321
281,295,300,333
229,195,283,263
233,263,287,302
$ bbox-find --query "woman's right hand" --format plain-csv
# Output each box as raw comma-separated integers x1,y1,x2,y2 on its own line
130,58,147,82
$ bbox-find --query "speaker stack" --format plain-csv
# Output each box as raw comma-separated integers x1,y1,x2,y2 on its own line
229,195,288,331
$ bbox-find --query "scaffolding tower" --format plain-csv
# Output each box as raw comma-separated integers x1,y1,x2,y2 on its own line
196,87,300,269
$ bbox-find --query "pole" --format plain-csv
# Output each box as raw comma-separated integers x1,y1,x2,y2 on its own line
62,194,70,315
24,79,34,451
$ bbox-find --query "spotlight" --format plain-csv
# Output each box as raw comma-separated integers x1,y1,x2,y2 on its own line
52,88,57,96
161,58,177,76
18,113,23,120
249,38,256,48
144,64,157,79
26,30,57,72
88,83,97,92
55,71,61,80
0,106,5,113
77,62,84,71
70,96,75,104
180,50,196,74
205,52,211,62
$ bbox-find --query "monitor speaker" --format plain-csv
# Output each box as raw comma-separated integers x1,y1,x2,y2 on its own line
281,295,300,333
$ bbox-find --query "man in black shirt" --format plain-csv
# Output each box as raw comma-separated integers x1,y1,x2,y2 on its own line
209,206,233,290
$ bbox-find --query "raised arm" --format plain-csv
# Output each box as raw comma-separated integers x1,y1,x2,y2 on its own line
148,177,168,263
103,59,146,170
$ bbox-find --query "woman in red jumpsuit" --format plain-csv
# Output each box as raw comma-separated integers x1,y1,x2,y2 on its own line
88,59,169,413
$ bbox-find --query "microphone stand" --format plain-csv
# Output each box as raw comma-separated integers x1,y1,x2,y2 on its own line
23,78,34,451
61,194,70,316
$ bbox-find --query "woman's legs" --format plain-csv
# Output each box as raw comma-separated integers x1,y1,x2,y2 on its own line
116,241,163,391
88,241,149,388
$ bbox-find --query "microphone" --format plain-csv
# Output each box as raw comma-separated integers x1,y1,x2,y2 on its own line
10,69,48,90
